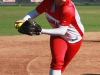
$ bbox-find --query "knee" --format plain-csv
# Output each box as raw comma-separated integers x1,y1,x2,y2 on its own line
50,59,64,70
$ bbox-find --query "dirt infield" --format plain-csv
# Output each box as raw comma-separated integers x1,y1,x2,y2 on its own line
0,32,100,75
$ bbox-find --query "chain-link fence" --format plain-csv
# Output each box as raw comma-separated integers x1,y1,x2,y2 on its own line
72,0,100,5
0,0,100,5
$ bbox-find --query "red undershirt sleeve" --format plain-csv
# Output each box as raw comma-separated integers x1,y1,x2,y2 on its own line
36,0,46,14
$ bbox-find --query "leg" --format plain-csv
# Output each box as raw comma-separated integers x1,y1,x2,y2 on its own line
49,68,61,75
61,39,83,72
49,36,68,75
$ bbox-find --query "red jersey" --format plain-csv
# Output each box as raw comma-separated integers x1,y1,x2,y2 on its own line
36,0,84,43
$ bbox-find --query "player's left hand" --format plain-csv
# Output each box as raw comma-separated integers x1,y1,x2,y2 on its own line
17,18,42,36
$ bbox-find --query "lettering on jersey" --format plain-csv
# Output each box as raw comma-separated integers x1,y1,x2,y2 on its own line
47,17,59,28
45,13,59,28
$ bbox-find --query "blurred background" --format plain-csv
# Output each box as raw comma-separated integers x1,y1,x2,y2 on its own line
0,0,100,35
0,0,100,5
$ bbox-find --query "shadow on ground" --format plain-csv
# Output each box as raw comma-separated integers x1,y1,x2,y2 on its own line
83,74,100,75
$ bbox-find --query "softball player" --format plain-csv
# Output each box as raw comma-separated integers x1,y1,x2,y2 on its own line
14,0,84,75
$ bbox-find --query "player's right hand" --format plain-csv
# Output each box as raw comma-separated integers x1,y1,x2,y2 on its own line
14,20,25,29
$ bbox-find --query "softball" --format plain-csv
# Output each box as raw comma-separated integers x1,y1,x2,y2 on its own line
17,23,23,29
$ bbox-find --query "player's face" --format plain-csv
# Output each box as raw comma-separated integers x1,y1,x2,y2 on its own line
54,0,66,2
62,0,66,1
54,0,66,4
54,0,66,7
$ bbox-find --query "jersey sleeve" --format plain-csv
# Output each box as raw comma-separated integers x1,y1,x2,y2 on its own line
59,6,74,26
36,0,46,14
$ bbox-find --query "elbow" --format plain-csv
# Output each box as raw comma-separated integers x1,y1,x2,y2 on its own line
59,30,67,36
58,25,68,36
61,32,66,36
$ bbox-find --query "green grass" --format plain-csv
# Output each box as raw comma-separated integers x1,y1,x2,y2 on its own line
0,6,100,35
76,6,100,32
